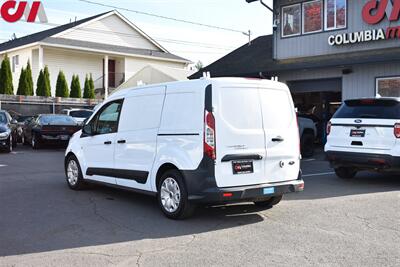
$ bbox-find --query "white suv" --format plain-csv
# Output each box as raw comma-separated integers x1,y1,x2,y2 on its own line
325,98,400,179
64,78,304,219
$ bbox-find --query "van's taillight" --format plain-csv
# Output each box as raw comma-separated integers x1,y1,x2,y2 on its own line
326,121,332,136
204,111,216,160
394,123,400,138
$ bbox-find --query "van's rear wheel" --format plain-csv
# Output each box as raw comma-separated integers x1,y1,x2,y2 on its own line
254,195,283,207
335,167,357,179
157,170,195,220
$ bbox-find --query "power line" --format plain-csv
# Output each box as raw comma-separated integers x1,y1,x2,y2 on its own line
77,0,248,34
7,20,238,51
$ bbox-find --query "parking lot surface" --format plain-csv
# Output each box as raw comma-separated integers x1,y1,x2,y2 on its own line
0,147,399,267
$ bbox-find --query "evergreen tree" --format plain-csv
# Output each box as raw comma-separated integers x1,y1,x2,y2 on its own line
0,55,14,95
89,74,95,99
70,75,82,98
83,75,91,99
36,70,44,96
25,60,34,96
55,71,69,97
43,66,51,97
17,67,28,95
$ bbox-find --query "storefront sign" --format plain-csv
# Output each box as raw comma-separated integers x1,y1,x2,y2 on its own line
328,0,399,46
0,1,47,23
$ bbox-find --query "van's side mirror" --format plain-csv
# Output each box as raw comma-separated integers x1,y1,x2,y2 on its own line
82,124,93,136
11,119,18,124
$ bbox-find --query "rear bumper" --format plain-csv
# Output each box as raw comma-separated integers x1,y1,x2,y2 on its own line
326,151,400,171
188,179,304,204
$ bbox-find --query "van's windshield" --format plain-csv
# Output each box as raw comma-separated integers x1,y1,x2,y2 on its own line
334,99,400,119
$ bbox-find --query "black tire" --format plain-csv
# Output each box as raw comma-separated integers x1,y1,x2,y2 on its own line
157,169,195,220
335,167,357,179
22,134,28,146
12,134,17,148
301,133,315,158
31,133,41,150
65,155,86,190
254,195,283,207
5,135,13,153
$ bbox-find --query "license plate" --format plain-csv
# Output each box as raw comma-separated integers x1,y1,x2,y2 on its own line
60,135,70,141
232,160,254,175
350,129,365,137
263,187,275,195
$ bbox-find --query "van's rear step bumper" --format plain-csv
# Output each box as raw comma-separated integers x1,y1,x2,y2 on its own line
326,151,400,170
187,179,304,204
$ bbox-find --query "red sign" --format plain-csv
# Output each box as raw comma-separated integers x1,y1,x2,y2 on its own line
362,0,400,24
1,0,47,23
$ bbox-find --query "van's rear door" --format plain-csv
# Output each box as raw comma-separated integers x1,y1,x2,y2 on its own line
214,82,299,188
259,88,300,184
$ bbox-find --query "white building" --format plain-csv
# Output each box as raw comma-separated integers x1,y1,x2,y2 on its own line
0,10,190,97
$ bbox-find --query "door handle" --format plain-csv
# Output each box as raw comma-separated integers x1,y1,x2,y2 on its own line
272,137,284,142
104,141,112,145
117,140,126,144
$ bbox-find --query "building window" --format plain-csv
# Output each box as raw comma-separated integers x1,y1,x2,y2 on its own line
376,77,400,97
282,4,301,37
325,0,347,30
302,0,323,34
12,55,19,73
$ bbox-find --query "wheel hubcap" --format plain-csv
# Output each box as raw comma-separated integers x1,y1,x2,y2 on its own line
9,136,12,151
161,177,181,213
67,160,79,186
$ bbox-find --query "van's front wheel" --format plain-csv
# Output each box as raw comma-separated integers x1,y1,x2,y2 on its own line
157,170,195,220
254,195,283,208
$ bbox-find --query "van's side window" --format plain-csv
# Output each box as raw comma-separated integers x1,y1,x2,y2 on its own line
91,100,123,135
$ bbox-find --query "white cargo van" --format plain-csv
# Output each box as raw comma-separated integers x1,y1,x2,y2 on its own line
64,78,304,219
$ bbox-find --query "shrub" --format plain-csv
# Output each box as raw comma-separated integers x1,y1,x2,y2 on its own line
25,60,34,96
83,74,95,99
0,55,14,95
70,75,82,98
17,67,29,96
55,71,69,97
36,70,44,96
43,66,51,97
36,67,51,97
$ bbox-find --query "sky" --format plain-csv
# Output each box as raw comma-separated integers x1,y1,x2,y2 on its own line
0,0,273,66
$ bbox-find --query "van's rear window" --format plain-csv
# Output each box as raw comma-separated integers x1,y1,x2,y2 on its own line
334,99,400,119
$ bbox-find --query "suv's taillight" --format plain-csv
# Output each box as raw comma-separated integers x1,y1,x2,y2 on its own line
395,123,400,138
204,111,216,160
326,121,332,136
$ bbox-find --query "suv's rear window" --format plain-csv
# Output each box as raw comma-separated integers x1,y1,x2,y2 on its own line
334,99,400,119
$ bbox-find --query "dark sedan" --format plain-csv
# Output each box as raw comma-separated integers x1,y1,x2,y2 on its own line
23,114,81,149
0,110,18,153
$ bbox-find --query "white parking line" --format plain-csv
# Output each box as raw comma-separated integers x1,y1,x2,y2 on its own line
0,164,7,168
303,172,335,177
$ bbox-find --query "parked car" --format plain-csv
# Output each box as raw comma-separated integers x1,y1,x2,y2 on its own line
60,109,94,125
64,78,304,219
0,110,18,153
15,115,34,143
298,115,317,157
325,98,400,178
24,114,81,149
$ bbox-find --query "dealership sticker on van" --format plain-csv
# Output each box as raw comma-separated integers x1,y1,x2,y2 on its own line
232,160,254,174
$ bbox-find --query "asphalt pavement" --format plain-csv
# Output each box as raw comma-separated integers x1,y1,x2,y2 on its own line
0,146,399,267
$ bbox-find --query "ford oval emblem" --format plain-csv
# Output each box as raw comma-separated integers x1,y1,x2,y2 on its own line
355,119,362,123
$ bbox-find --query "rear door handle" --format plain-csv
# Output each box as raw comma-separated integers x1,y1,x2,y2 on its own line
272,137,284,142
117,140,126,144
104,141,112,145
